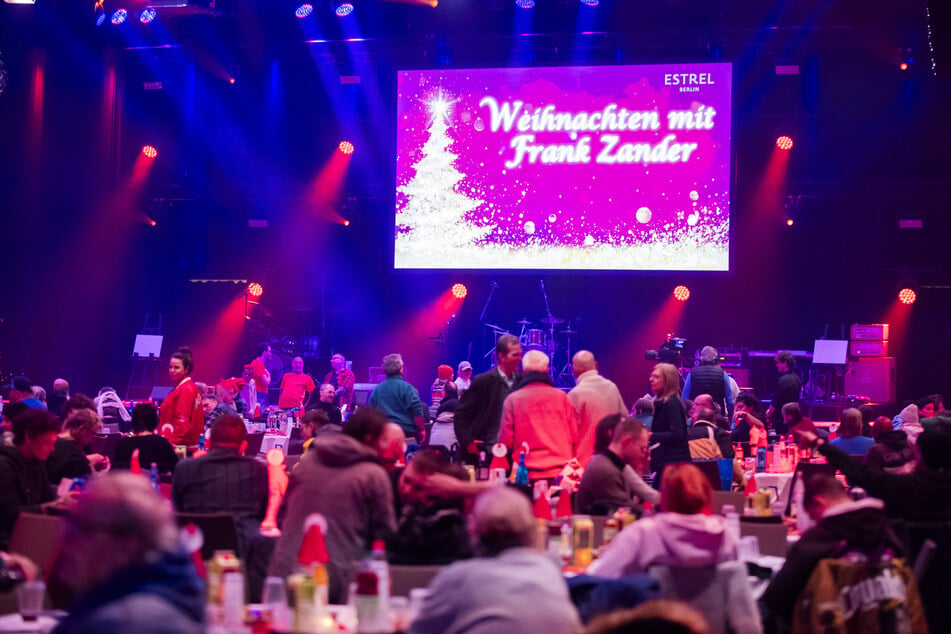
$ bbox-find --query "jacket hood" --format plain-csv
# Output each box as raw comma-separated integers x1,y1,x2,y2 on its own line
651,513,733,566
518,371,554,389
312,432,381,468
875,429,910,450
818,499,900,554
896,403,922,436
65,549,205,626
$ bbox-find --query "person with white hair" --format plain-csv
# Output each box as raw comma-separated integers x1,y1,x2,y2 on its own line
368,353,425,442
498,350,578,481
409,486,580,634
682,345,734,419
50,472,204,633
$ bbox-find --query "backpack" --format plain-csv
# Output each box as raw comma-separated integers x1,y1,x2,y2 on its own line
792,545,928,634
688,423,723,460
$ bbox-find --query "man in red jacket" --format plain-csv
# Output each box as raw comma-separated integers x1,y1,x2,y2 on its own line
499,350,577,481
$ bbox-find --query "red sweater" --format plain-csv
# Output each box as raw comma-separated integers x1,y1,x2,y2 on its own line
159,377,204,450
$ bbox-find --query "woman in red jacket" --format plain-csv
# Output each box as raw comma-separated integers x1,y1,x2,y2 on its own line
158,347,204,452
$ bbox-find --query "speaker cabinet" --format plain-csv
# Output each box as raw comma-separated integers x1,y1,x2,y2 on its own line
845,358,896,403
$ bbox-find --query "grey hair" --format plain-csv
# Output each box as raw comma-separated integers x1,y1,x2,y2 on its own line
522,350,549,373
468,486,536,555
700,346,718,364
382,353,404,377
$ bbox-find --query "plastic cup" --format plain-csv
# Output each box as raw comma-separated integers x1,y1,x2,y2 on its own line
17,580,45,622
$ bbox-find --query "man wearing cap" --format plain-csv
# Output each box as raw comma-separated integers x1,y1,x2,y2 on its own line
454,361,473,398
9,377,45,411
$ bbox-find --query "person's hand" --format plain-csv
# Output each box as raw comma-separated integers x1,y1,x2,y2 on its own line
0,552,38,582
44,491,80,512
765,406,775,419
87,453,109,470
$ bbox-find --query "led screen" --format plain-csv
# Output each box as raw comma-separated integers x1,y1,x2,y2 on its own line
395,63,732,270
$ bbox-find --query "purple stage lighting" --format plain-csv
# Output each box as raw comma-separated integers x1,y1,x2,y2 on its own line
95,8,107,26
139,7,156,23
295,3,313,18
335,2,354,16
110,8,127,24
580,0,599,5
515,0,535,7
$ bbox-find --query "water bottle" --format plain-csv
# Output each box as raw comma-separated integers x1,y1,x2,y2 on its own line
755,446,767,473
149,463,159,491
70,477,86,493
367,540,390,611
198,432,205,452
515,452,529,486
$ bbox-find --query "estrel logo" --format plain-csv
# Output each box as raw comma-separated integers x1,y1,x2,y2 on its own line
663,73,715,86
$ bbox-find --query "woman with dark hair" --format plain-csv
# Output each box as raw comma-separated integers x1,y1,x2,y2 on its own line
648,363,690,488
158,347,204,452
113,404,179,474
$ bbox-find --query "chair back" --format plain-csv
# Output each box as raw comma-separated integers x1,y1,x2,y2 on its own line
739,519,788,556
784,462,837,514
1,513,64,614
175,512,242,560
388,565,443,597
711,491,745,516
889,519,951,634
245,432,266,457
286,426,304,456
649,561,760,634
691,459,722,492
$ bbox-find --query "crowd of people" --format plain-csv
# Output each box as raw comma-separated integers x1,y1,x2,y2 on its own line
0,340,948,633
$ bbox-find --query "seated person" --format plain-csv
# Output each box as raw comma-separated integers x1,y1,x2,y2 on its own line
729,392,767,447
408,486,580,634
388,449,472,565
587,462,737,578
687,405,735,459
306,383,343,428
782,402,819,448
829,408,875,456
576,416,656,514
631,397,654,430
51,473,204,633
0,410,75,550
172,415,268,555
429,381,460,451
761,474,904,625
865,416,916,474
47,408,109,485
205,382,238,429
114,404,179,475
298,409,341,459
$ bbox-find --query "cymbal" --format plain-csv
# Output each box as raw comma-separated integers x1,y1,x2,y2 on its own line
516,318,533,325
484,323,505,331
541,316,564,325
560,328,577,335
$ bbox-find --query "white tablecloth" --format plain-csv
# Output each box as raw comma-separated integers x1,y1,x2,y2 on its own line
752,472,795,509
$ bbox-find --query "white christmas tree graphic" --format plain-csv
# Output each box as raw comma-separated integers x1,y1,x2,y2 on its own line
397,92,492,247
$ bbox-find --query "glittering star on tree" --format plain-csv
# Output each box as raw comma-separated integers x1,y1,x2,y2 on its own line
397,91,492,248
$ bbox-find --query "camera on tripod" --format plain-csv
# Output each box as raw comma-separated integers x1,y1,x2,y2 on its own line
645,336,687,366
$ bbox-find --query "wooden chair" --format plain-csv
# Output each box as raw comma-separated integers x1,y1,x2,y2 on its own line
174,512,242,560
692,459,722,492
739,520,789,557
389,565,443,597
2,513,63,614
711,491,745,516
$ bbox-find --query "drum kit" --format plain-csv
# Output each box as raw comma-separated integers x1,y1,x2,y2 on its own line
483,315,579,387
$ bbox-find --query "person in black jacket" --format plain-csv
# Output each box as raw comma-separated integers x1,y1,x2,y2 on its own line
761,474,904,625
114,403,180,475
46,408,108,485
453,335,522,461
765,351,801,435
0,410,75,550
648,363,690,488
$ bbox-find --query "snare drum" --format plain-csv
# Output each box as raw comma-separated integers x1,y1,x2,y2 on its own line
526,329,547,349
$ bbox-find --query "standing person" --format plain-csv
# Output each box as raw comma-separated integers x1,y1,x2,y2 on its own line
239,365,257,415
567,350,627,466
453,335,523,459
499,350,577,481
454,361,473,398
682,346,734,420
249,343,273,409
47,379,70,416
158,347,204,452
278,357,316,410
369,354,425,442
765,351,801,435
323,353,356,411
648,363,690,488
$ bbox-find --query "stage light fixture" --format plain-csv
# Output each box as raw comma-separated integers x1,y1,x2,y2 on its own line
776,135,794,151
229,77,236,85
338,140,355,155
451,283,468,299
786,218,794,227
248,282,264,299
515,0,535,7
580,0,599,5
673,285,690,301
142,145,158,159
95,7,107,26
343,220,350,227
138,7,156,23
334,2,353,16
295,3,312,18
898,288,916,305
110,8,127,24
